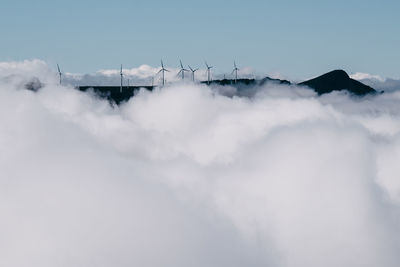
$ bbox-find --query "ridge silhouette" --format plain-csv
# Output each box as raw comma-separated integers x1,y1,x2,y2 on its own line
299,70,376,95
25,69,378,104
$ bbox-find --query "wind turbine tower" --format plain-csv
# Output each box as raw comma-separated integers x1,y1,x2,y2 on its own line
232,61,239,83
188,65,198,82
205,61,213,85
157,60,169,86
177,60,189,80
57,64,62,85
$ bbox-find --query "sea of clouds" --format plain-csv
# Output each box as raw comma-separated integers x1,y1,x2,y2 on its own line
1,60,400,267
351,72,400,93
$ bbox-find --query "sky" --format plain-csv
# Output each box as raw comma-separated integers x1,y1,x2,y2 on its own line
1,0,400,79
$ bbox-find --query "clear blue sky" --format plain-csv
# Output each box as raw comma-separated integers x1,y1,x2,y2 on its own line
1,0,399,79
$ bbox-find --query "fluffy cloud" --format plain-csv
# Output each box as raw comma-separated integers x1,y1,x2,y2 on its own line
1,60,400,267
350,72,400,93
350,72,385,82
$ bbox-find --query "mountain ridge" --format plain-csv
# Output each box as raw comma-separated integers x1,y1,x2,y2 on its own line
298,69,376,95
25,69,378,104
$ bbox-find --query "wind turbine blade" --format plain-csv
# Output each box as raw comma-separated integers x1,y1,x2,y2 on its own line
165,69,170,72
57,64,61,73
180,60,183,69
188,65,193,72
161,60,164,68
157,69,163,74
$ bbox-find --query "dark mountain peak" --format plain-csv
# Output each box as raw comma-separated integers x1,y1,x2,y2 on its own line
323,69,349,79
299,70,376,95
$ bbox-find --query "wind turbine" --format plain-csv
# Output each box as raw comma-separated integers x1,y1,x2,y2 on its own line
232,61,239,83
57,64,62,85
120,64,123,93
188,65,198,82
157,60,169,86
205,61,213,85
177,60,189,80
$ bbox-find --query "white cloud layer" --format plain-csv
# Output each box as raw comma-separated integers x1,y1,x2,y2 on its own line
350,72,385,82
1,60,400,267
350,72,400,93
